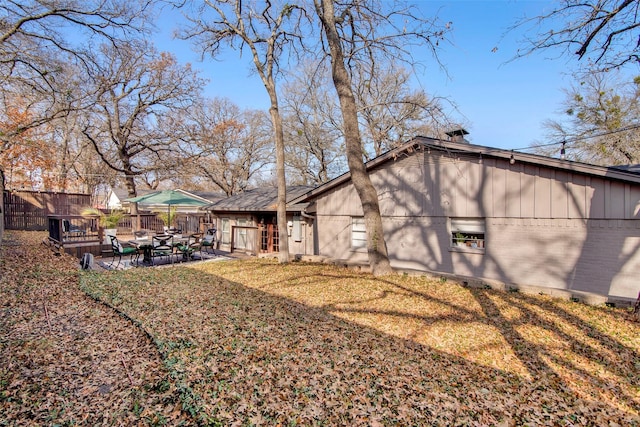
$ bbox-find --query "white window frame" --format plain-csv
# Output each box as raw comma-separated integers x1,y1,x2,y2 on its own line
450,218,485,252
221,218,230,244
292,215,302,242
351,217,367,249
236,217,249,249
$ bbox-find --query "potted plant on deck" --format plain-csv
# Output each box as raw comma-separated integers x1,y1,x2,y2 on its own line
81,208,124,244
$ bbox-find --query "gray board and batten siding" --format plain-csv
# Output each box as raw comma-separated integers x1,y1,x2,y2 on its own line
298,137,640,302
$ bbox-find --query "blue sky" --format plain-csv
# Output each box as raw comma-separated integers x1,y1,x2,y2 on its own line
154,1,623,151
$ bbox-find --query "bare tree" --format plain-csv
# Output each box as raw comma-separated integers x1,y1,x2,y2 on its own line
180,0,309,263
282,61,345,185
0,0,155,239
181,97,274,196
354,63,449,158
0,0,154,144
516,0,640,72
539,72,640,164
282,59,451,182
313,0,449,276
80,41,205,200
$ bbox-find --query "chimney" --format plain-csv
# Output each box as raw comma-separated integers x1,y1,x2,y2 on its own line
446,128,469,143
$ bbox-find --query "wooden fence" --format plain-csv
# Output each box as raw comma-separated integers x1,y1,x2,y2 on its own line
3,190,91,231
4,190,211,235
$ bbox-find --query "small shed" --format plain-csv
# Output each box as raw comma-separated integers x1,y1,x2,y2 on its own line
202,186,314,255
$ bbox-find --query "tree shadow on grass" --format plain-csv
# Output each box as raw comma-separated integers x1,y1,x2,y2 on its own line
84,262,640,426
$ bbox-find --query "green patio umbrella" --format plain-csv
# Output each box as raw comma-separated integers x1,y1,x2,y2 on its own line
125,190,209,229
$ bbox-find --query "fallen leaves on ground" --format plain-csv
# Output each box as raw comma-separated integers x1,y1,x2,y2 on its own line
2,231,638,425
80,240,639,426
0,231,194,426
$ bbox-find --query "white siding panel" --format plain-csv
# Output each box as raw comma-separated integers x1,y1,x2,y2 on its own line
506,164,522,218
630,186,640,218
492,161,507,218
520,165,535,218
551,170,569,218
568,174,587,218
609,181,626,219
535,167,552,218
589,178,606,218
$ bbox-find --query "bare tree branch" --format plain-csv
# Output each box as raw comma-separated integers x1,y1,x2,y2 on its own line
515,0,640,71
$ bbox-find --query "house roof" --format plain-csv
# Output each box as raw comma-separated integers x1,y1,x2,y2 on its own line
190,191,227,203
112,188,155,203
610,164,640,174
203,186,314,212
290,136,640,205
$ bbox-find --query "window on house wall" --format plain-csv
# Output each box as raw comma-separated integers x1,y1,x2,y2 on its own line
450,218,485,250
221,218,230,244
292,215,302,242
236,218,248,249
351,217,367,249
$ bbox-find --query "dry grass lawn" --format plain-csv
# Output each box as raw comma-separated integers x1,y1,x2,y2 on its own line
2,231,639,426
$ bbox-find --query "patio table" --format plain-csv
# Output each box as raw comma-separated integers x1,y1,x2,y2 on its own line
129,239,153,264
129,236,190,265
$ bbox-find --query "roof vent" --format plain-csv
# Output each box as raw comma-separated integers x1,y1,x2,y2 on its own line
445,128,469,143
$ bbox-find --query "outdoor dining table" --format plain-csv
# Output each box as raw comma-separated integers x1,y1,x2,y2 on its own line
129,236,190,265
128,239,153,265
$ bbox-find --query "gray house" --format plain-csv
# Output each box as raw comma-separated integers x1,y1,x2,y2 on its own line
291,136,640,303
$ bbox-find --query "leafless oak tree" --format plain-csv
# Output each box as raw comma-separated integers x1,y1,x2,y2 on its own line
313,0,449,275
80,41,205,200
281,61,345,185
180,0,310,263
0,0,154,143
354,64,449,158
0,0,156,240
181,97,274,195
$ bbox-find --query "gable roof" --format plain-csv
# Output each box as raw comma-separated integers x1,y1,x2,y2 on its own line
290,136,640,204
204,185,314,212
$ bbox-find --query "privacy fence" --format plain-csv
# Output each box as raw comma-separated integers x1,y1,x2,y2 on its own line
3,190,91,231
3,190,210,235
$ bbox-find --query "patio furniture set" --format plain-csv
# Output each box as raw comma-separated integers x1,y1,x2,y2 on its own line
109,229,217,269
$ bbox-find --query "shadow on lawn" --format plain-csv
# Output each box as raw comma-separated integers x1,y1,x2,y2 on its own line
84,262,640,425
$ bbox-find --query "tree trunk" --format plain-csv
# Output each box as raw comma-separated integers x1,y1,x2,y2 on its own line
269,101,290,263
316,0,392,275
0,168,5,245
124,171,139,232
633,291,640,322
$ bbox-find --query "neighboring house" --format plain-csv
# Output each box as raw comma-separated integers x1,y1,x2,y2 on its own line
202,186,314,255
291,135,640,303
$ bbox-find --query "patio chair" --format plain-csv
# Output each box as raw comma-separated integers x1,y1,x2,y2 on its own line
134,230,149,240
63,219,85,239
201,229,216,255
151,235,174,265
163,226,182,235
109,235,139,269
176,233,202,261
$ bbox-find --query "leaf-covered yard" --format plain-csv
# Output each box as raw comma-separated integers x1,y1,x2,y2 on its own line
2,231,639,426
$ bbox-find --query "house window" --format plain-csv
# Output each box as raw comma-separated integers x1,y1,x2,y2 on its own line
236,218,248,249
351,217,367,249
221,218,230,244
450,218,485,250
292,215,302,242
